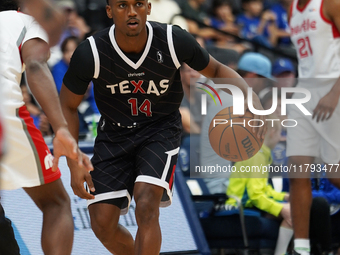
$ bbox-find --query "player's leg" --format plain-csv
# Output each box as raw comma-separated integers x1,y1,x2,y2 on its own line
288,155,314,255
86,119,136,254
133,113,181,254
133,182,164,255
88,203,134,255
24,179,73,255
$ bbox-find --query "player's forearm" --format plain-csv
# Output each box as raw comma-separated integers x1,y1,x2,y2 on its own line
216,64,249,97
25,61,68,132
330,78,340,98
61,104,80,144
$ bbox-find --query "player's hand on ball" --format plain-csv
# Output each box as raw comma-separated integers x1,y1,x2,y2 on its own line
68,159,95,200
313,91,340,122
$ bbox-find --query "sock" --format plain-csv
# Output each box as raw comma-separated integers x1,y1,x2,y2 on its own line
274,227,294,255
294,239,310,255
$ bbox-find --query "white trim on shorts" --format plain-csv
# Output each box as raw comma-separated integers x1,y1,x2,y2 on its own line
87,189,132,215
135,175,172,208
161,147,179,181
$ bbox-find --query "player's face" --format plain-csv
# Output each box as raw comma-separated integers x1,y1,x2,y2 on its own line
106,0,151,37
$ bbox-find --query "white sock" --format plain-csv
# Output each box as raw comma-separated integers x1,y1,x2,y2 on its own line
274,227,294,255
294,239,310,255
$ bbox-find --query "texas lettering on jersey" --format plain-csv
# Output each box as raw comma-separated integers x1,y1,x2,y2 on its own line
106,79,170,96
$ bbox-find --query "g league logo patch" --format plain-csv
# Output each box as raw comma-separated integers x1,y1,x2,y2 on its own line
157,51,163,63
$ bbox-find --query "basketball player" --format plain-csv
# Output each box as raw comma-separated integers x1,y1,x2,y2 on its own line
0,1,93,254
288,0,340,254
59,0,266,254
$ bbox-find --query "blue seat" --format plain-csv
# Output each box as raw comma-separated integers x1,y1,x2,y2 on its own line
179,170,281,251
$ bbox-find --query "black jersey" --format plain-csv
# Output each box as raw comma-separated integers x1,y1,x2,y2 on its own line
63,21,209,126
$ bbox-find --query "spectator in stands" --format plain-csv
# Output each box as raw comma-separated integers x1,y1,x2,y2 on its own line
270,0,293,47
209,0,247,53
272,58,296,92
237,52,274,94
177,0,231,46
147,0,187,29
177,0,210,26
236,0,279,48
49,0,92,66
57,0,91,44
52,36,79,93
210,0,238,34
226,116,293,255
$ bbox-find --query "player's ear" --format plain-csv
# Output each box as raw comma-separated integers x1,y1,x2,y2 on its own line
106,5,113,19
147,2,151,15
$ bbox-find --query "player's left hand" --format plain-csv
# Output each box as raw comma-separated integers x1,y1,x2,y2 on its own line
313,92,340,122
245,91,267,139
52,127,93,172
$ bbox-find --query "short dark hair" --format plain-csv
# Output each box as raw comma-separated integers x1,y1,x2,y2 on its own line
106,0,109,4
0,0,19,12
60,36,79,53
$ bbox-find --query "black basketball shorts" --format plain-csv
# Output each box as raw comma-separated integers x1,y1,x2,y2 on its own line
87,112,182,215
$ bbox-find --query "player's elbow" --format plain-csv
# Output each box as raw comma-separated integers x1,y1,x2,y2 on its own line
25,58,46,74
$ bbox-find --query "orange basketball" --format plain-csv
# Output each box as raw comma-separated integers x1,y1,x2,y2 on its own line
208,106,264,162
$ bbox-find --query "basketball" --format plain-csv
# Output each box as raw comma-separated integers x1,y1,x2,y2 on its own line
208,106,264,162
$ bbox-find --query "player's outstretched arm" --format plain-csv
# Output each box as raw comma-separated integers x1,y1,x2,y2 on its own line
20,0,65,46
199,56,267,139
21,37,93,176
60,84,95,199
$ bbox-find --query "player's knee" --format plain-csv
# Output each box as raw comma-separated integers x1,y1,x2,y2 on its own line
38,190,71,213
91,217,109,239
90,213,116,239
135,199,160,226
